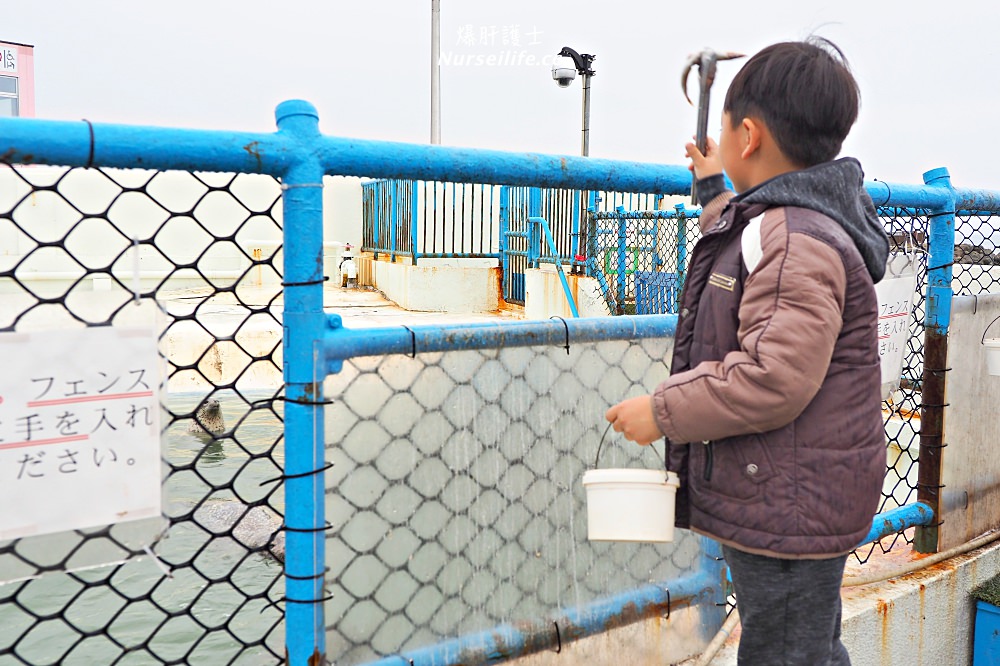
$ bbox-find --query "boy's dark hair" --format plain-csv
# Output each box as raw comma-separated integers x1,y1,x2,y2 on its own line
723,37,860,167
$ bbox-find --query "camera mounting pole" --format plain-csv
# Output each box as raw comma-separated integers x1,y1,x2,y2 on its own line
557,46,596,157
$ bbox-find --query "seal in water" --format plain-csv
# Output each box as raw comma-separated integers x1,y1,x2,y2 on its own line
188,398,226,436
194,501,285,562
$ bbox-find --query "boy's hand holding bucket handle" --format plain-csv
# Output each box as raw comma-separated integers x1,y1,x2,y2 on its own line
605,395,663,446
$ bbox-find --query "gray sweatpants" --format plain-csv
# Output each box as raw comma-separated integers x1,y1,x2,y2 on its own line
723,545,851,666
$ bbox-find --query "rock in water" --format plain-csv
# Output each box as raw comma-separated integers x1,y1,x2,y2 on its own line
194,501,285,562
188,398,226,436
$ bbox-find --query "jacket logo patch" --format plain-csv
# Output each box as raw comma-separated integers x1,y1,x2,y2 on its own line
708,272,736,291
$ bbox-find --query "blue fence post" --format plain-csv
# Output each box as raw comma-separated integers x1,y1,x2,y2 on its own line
500,186,510,300
275,100,328,664
372,183,381,261
411,181,420,265
528,187,542,267
914,166,956,554
674,203,688,289
389,179,399,262
616,206,628,315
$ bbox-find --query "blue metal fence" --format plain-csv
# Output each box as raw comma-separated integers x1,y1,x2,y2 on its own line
0,100,988,663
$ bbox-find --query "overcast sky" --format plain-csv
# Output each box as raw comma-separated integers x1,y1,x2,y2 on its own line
6,1,999,189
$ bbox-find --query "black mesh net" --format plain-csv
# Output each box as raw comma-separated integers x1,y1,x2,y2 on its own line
0,164,287,665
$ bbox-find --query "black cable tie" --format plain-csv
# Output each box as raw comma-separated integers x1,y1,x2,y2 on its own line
873,178,891,206
259,461,334,486
923,367,952,374
549,316,570,354
926,262,954,272
401,325,417,358
394,658,415,666
664,587,671,620
83,119,95,168
272,395,335,406
920,402,950,408
284,569,328,581
278,594,335,605
281,276,329,288
927,210,956,219
281,521,334,534
552,622,562,654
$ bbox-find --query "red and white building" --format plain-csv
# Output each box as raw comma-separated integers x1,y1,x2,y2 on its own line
0,40,34,117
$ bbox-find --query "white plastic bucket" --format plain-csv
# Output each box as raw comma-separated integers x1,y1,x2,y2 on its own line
985,338,1000,376
582,468,680,542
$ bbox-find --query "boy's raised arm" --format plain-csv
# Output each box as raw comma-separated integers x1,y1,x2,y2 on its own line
684,137,732,230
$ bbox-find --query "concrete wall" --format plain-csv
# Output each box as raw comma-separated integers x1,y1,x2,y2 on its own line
940,294,1000,550
372,257,501,312
524,265,608,319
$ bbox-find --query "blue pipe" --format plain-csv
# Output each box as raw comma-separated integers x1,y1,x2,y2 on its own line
858,502,935,546
274,101,327,664
8,114,1000,210
323,314,678,372
528,216,579,318
361,570,717,666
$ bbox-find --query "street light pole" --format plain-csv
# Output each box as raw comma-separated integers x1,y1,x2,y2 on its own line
430,0,441,144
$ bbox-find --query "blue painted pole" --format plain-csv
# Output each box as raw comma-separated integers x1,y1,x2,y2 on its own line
5,114,999,209
389,179,399,262
275,100,327,664
915,167,957,554
371,182,381,261
361,570,716,666
616,207,628,315
499,186,510,302
411,180,420,265
528,188,542,268
858,502,935,547
675,203,688,290
323,314,677,371
529,216,580,318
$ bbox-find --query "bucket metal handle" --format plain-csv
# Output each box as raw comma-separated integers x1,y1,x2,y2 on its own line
983,313,1000,345
594,421,668,473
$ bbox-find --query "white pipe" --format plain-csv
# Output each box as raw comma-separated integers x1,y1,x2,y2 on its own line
693,610,739,666
693,529,1000,665
842,528,1000,587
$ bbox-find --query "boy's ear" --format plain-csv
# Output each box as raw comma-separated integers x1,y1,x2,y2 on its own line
741,117,763,160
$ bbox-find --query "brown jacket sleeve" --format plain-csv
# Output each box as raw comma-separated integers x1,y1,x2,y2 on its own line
653,207,847,443
697,190,733,234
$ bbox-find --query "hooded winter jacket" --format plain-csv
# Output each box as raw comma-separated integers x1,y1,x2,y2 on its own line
653,158,890,558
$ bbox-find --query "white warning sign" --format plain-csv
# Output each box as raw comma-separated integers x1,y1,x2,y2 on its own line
875,254,919,397
0,327,162,540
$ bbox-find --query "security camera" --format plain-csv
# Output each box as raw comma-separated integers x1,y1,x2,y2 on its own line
552,65,577,88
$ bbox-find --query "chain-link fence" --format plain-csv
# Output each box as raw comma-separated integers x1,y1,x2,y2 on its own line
589,206,700,315
322,338,708,664
0,164,288,665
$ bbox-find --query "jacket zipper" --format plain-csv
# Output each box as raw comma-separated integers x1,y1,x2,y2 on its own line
703,441,714,482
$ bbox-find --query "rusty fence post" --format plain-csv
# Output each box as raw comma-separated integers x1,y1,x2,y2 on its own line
914,167,956,554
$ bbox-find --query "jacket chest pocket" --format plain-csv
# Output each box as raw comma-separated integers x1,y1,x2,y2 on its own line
694,435,778,503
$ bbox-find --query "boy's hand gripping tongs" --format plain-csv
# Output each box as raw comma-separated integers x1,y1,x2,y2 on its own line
682,48,744,205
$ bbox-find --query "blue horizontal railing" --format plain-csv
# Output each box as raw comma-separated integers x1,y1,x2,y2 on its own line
358,501,935,666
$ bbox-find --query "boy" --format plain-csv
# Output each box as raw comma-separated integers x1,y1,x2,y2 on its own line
605,38,889,665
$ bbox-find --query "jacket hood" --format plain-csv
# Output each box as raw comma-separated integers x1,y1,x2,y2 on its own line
735,157,890,282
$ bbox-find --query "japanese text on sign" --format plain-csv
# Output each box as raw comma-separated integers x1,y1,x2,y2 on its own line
0,327,161,540
874,255,918,394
